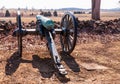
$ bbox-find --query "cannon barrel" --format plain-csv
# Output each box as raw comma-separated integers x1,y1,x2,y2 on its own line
36,15,54,30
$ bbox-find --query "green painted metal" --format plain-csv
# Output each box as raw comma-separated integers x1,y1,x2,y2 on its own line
36,15,54,30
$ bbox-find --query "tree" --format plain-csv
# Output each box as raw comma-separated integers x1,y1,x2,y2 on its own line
92,0,101,20
5,10,11,17
40,11,52,17
47,11,52,17
53,10,58,17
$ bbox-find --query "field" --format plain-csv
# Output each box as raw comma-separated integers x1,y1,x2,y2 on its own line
0,11,120,84
0,11,120,22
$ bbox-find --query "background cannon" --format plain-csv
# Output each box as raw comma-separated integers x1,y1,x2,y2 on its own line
13,11,78,75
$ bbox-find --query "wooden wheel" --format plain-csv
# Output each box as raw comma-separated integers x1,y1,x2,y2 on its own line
60,12,77,54
17,11,22,57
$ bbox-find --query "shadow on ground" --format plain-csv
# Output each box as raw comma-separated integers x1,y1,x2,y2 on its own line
60,52,80,72
32,55,54,78
5,52,54,78
5,51,79,83
5,51,21,75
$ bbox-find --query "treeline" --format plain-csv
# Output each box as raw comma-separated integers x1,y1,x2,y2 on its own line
0,10,58,17
40,10,58,17
74,11,91,14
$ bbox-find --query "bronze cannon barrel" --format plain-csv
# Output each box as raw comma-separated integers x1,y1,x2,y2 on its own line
36,15,54,30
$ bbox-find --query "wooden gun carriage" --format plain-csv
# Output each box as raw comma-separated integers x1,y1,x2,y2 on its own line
13,11,78,75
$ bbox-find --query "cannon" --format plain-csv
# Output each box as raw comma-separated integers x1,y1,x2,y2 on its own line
13,11,78,75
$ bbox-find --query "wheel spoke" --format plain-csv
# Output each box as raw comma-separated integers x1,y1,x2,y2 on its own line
67,35,72,50
68,18,72,26
68,20,73,28
64,18,67,28
67,15,70,23
66,15,69,28
64,38,67,52
69,35,74,40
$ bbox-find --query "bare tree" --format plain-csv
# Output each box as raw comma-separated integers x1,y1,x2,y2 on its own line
92,0,101,20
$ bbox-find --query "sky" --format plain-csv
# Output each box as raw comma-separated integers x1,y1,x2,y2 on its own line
0,0,119,9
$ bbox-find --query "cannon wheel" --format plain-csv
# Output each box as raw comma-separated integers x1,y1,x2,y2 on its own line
60,12,77,54
17,11,22,57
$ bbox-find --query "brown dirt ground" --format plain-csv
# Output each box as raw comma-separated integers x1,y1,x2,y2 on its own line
0,34,120,84
0,11,120,83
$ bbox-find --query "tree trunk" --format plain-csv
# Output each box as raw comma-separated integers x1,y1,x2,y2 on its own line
92,0,101,20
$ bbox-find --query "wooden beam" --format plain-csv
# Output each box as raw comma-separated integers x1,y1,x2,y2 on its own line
92,0,101,20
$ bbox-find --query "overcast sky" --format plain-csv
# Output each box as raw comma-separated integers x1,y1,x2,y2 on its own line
0,0,119,9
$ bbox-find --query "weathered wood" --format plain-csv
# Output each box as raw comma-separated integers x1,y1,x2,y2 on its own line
92,0,101,20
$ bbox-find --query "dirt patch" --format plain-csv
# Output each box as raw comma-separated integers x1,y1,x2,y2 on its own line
0,34,120,84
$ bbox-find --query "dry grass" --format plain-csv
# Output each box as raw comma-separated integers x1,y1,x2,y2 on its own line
76,12,120,21
0,12,120,23
0,17,62,23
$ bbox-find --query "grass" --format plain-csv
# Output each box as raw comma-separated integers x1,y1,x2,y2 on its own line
0,12,120,23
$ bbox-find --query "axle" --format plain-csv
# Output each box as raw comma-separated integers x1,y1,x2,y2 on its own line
13,28,63,37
